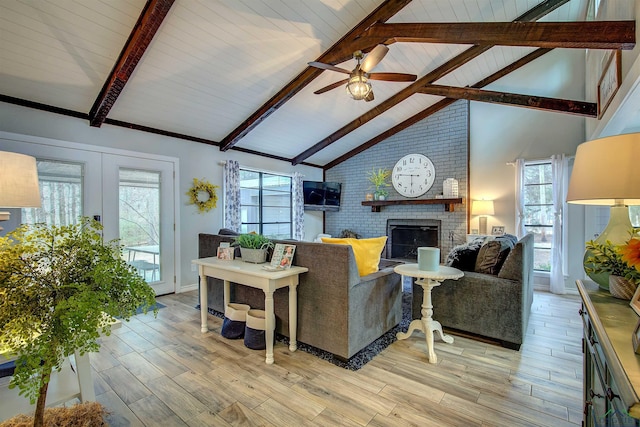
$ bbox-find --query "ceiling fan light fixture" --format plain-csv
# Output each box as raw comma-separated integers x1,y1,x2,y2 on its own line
346,73,371,100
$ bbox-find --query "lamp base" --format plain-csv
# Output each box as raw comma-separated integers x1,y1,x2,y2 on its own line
0,211,9,231
479,216,488,235
584,205,634,290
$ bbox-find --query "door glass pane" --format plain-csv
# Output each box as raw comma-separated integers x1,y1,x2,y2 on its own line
119,168,161,283
22,160,83,226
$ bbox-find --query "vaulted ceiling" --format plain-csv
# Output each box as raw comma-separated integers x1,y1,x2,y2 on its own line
0,0,635,168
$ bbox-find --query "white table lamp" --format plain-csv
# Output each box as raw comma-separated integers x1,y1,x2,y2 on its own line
0,151,41,230
566,133,640,287
472,199,494,235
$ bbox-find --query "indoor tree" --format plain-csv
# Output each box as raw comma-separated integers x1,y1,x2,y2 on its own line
0,217,156,427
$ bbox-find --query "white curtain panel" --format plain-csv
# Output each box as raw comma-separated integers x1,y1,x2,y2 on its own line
292,172,304,241
550,154,566,295
514,159,527,238
223,160,240,232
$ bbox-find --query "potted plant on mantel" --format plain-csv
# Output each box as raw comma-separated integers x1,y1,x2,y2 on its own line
585,229,640,300
0,218,156,426
232,233,274,264
367,168,391,201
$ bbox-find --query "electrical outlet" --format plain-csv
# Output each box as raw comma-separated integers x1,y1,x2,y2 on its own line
191,264,196,272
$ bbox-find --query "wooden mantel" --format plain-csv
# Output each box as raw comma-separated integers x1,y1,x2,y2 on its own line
361,197,463,212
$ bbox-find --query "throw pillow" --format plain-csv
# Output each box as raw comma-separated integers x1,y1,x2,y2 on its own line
445,238,484,271
321,236,387,276
474,236,516,275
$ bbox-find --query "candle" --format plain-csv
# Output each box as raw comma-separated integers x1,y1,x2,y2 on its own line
418,247,440,271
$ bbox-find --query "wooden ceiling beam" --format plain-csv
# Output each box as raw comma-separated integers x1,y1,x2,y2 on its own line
362,21,635,50
324,48,554,170
292,0,570,165
417,85,597,117
219,0,413,152
89,0,174,127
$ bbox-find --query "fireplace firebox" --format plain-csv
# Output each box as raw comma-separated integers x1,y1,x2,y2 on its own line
386,219,441,261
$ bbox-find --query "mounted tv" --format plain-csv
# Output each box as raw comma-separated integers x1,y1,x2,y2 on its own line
303,181,342,212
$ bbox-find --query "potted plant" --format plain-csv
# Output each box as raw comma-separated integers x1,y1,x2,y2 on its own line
0,218,156,426
232,233,274,263
367,168,391,200
585,230,640,299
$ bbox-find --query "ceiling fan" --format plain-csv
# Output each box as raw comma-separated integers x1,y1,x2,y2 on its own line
308,44,417,102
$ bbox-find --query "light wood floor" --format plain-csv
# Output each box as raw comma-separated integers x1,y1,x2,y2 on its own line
90,290,584,427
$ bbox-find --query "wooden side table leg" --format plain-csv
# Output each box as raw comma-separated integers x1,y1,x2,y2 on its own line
264,290,275,364
198,266,208,333
289,283,298,352
420,278,437,363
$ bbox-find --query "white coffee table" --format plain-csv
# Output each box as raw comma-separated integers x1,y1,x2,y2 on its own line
394,264,464,363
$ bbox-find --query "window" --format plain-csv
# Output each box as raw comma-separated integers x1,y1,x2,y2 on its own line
240,169,292,239
22,160,83,226
523,161,553,271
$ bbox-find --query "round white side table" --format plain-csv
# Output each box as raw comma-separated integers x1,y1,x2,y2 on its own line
394,264,464,363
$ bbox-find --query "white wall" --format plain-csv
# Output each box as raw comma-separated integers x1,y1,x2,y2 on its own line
0,103,324,291
470,48,587,289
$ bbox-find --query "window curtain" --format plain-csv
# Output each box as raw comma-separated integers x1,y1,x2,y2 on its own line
514,158,527,238
550,154,566,295
292,172,304,241
223,160,240,232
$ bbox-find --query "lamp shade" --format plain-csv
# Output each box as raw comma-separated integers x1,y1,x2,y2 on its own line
0,151,41,208
566,133,640,206
471,200,494,216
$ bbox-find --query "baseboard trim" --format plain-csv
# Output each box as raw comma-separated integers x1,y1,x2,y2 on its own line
178,283,198,293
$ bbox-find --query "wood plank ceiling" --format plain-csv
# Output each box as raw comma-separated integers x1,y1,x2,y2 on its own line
0,0,635,169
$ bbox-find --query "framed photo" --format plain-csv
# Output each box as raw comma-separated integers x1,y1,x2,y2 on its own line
491,226,505,236
633,318,640,355
630,284,640,317
270,244,296,269
597,50,621,119
217,246,234,260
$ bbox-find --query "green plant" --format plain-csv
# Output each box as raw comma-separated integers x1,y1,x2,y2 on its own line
231,233,274,250
585,230,640,285
367,168,391,191
0,218,156,427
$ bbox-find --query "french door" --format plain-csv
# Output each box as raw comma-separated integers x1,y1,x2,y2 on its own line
102,154,175,295
0,136,176,295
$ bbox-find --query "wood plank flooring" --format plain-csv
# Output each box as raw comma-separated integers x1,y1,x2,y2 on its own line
88,290,583,426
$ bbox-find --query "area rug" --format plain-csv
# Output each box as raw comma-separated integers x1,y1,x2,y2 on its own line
135,302,165,315
197,279,412,371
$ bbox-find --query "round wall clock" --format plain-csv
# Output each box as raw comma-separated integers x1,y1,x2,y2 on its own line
392,153,435,197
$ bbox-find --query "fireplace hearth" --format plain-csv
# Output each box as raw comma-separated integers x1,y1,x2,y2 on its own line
386,219,441,261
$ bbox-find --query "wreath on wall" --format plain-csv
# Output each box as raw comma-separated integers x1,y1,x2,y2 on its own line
187,178,219,213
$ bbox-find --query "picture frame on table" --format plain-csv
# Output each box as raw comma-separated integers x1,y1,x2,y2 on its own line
630,284,640,317
633,318,640,355
491,226,505,236
270,243,296,269
217,246,234,260
597,49,621,119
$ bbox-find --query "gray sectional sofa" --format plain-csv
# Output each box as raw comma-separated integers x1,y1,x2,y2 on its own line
198,234,402,359
411,233,534,349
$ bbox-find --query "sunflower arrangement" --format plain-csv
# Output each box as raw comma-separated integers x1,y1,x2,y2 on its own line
585,229,640,286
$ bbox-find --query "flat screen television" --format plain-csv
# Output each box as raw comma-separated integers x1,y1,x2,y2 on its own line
303,181,342,211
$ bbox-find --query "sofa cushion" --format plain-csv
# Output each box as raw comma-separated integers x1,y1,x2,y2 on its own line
321,236,387,276
445,238,484,271
474,235,516,275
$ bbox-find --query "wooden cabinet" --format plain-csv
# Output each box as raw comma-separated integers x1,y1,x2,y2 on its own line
577,280,640,426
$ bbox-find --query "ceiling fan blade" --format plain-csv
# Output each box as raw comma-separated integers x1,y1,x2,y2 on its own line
360,44,389,73
368,72,417,82
308,62,351,74
364,90,375,102
313,79,349,95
